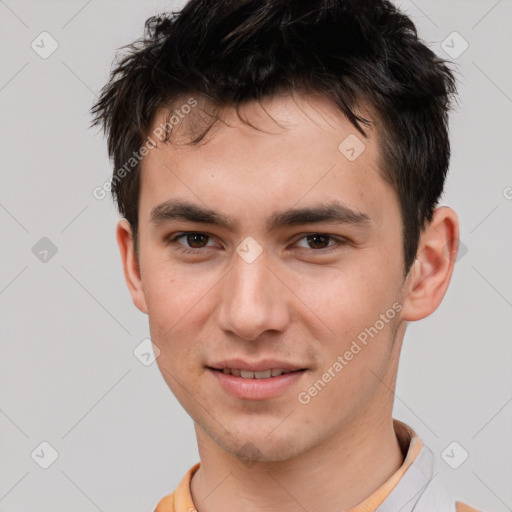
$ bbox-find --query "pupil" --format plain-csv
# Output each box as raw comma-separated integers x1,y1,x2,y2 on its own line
188,233,207,248
308,234,328,249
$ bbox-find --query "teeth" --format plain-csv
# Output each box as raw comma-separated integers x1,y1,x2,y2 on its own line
254,370,272,379
220,368,292,378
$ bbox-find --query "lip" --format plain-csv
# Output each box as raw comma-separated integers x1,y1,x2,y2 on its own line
208,358,306,372
208,367,307,400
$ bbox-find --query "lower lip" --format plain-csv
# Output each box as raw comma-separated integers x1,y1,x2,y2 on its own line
209,368,306,400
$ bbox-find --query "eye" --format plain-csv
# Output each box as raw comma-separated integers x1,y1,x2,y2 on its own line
294,233,346,253
167,232,217,255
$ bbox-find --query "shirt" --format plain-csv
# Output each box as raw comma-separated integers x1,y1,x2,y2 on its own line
154,418,483,512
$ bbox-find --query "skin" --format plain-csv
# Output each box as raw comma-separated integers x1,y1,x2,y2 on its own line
117,91,459,512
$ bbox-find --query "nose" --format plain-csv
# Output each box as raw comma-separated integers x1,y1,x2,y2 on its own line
215,249,290,341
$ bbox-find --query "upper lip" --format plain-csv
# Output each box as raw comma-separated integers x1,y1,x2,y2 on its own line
208,359,306,372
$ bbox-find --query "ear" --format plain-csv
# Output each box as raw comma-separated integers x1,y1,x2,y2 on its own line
401,206,459,321
116,219,148,314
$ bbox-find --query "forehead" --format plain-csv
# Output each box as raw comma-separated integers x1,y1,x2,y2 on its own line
138,92,394,230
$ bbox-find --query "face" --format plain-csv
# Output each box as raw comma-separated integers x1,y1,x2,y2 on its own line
123,92,414,462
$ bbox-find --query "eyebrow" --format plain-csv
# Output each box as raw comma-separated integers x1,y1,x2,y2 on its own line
149,199,371,231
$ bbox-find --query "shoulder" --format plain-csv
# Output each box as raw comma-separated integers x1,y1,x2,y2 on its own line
456,501,485,512
154,493,174,512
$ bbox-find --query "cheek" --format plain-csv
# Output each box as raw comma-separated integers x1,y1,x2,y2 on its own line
143,258,204,327
296,266,401,396
143,269,189,352
142,260,218,372
297,264,399,338
296,316,400,426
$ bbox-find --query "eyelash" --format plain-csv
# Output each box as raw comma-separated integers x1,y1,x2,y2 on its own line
167,232,347,256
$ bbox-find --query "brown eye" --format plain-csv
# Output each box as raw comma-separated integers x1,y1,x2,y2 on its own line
183,233,209,248
294,233,347,255
305,234,331,249
167,232,216,255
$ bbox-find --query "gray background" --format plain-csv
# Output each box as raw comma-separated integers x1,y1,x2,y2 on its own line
0,0,511,511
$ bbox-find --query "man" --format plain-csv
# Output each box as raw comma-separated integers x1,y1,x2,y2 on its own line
90,1,483,510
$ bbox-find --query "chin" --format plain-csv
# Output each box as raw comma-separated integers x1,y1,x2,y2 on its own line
215,423,315,464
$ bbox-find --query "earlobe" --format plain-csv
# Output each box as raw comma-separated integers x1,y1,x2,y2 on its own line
401,207,459,322
116,219,148,314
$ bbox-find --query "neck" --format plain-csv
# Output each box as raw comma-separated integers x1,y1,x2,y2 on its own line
190,414,404,512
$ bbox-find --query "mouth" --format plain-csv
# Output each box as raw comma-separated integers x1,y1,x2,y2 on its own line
207,367,306,379
206,363,308,400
